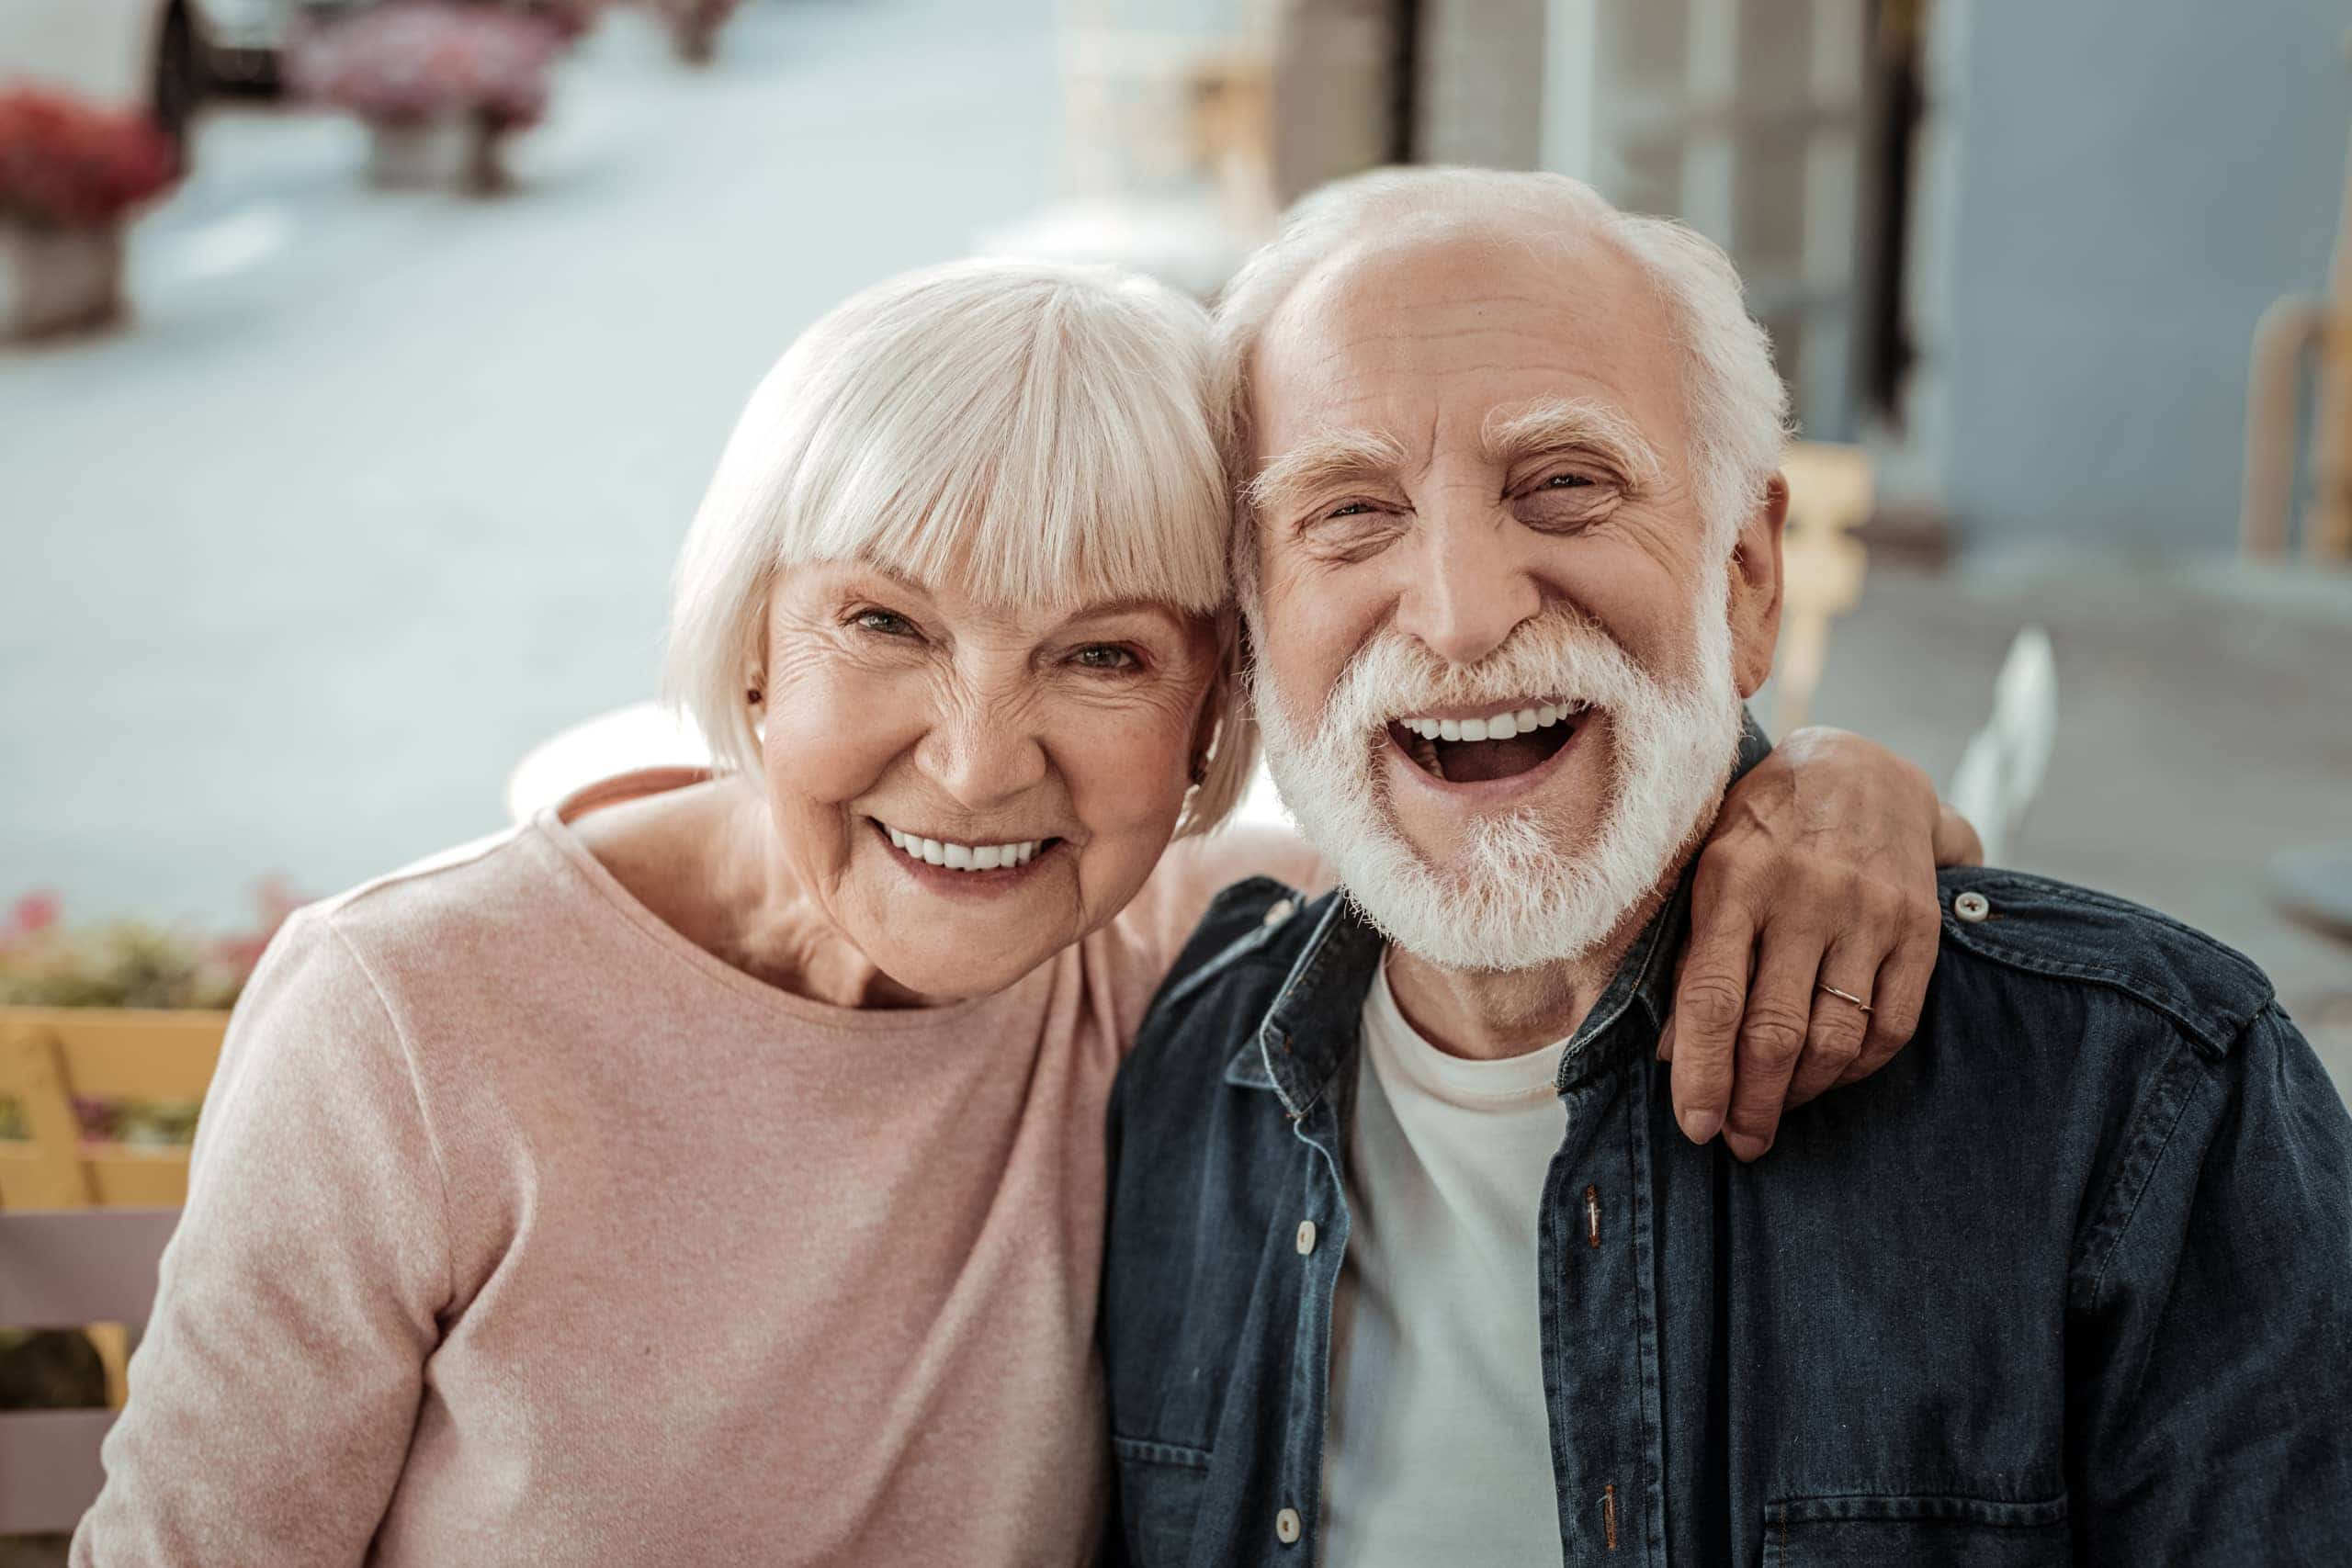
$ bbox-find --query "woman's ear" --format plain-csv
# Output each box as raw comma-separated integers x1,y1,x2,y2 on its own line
1727,473,1788,699
1188,660,1229,785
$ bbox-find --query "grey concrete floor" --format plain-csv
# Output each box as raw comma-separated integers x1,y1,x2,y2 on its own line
3,0,1058,925
3,0,2347,1100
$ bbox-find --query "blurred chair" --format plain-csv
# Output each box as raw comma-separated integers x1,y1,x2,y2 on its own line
1945,627,2057,867
1774,441,1875,735
505,701,710,823
0,1207,180,1534
2241,39,2352,562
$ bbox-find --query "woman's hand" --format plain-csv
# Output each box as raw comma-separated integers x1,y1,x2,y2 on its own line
1663,726,1983,1161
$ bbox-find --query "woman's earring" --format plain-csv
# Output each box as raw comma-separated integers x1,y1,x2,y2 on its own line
746,686,763,706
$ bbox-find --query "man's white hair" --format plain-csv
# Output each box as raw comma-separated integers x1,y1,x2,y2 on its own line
1213,165,1792,562
664,257,1257,836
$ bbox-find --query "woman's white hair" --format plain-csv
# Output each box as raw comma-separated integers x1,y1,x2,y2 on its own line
665,257,1257,836
1213,166,1792,571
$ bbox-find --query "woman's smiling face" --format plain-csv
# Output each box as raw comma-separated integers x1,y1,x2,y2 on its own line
756,560,1223,1000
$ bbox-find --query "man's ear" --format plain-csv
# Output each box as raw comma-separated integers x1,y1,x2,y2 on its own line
1726,473,1787,699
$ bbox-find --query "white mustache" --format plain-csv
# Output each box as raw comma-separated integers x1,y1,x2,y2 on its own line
1304,614,1656,743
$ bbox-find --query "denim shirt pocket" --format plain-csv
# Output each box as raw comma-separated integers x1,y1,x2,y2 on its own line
1762,1493,2070,1567
1112,1436,1213,1563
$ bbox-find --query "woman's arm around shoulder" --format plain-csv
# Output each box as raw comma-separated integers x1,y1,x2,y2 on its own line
1667,723,1980,1162
73,908,452,1567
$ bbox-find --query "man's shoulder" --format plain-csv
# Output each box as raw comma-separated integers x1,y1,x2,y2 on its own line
1930,867,2275,1058
1121,875,1336,1090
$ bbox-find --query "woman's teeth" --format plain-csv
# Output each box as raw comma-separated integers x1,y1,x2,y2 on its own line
1398,701,1584,742
883,824,1043,872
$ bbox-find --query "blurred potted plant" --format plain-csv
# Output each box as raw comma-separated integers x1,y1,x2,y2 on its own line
0,89,182,340
0,885,297,1014
292,1,566,193
646,0,741,65
0,882,298,1143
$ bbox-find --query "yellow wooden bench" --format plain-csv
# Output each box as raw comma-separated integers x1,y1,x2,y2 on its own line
0,1007,224,1211
0,1007,224,1416
0,1207,183,1534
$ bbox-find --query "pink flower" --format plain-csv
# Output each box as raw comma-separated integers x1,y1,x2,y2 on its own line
0,91,181,230
4,890,62,943
291,3,561,129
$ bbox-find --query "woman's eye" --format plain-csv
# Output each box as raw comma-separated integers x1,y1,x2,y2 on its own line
1072,644,1139,671
1543,472,1595,491
853,609,915,637
1327,501,1376,519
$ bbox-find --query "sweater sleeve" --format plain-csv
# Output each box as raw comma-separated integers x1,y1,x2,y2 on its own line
72,908,454,1566
2065,1002,2352,1562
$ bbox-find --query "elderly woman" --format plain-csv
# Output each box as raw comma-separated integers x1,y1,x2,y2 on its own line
76,259,1969,1566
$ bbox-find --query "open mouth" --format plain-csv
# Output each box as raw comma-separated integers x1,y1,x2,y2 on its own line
1385,700,1589,784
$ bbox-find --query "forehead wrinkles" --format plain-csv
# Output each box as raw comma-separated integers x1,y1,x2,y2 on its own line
1256,245,1683,456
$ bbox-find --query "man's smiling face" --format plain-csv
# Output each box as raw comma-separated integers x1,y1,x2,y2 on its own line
1242,218,1783,970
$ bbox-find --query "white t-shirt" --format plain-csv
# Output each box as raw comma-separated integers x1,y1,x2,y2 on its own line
1319,961,1569,1568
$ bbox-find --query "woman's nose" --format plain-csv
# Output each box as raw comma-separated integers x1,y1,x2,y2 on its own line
918,705,1050,810
1392,512,1543,667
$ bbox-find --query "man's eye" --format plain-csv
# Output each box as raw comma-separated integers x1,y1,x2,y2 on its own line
1326,501,1377,519
854,609,916,637
1543,472,1595,490
1073,644,1139,671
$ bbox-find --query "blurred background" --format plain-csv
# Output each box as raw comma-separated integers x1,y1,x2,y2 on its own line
2,0,2348,1100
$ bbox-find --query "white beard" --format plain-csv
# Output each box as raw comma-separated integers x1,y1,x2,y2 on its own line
1250,576,1746,973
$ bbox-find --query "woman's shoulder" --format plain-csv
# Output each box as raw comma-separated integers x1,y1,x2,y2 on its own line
311,821,568,957
277,818,623,1043
1090,825,1325,1019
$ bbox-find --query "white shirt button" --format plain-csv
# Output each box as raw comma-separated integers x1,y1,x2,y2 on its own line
1954,890,1992,923
1295,1220,1317,1256
1275,1507,1302,1544
1263,898,1295,927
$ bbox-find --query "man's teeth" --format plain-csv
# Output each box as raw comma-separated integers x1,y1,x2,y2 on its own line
883,825,1043,872
1398,702,1583,742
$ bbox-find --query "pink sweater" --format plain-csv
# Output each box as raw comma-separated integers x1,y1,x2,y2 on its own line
73,782,1316,1566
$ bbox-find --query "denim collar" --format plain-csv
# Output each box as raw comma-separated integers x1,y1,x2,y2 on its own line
1223,712,1773,1112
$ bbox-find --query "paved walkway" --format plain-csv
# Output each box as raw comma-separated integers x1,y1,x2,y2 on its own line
2,0,1057,926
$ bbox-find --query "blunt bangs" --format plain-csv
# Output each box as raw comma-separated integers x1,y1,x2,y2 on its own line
787,267,1229,615
665,257,1256,835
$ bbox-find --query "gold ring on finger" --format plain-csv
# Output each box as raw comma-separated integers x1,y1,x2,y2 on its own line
1815,982,1873,1015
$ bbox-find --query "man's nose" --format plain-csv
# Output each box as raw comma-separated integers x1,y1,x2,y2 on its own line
1392,508,1543,666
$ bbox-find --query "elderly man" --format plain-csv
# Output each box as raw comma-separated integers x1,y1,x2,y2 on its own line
1099,168,2352,1567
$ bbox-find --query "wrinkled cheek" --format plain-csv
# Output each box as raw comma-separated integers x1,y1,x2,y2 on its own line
1060,722,1194,893
762,679,903,806
764,728,871,807
1259,585,1363,729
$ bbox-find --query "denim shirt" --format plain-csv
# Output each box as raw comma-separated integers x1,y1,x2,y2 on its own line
1100,756,2352,1565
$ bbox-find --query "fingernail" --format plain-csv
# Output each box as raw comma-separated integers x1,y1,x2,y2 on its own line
1679,1107,1720,1143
